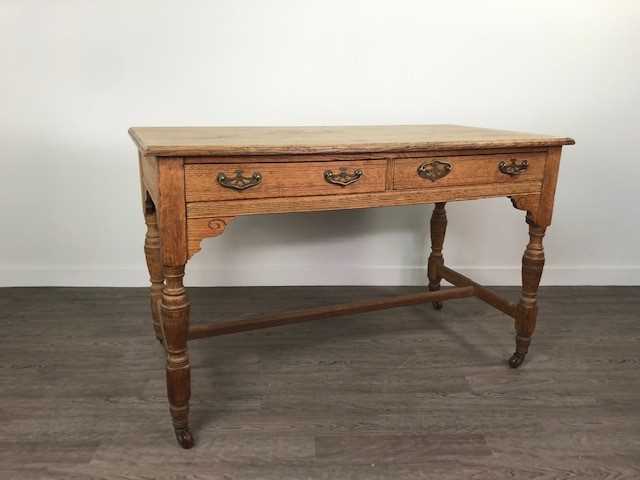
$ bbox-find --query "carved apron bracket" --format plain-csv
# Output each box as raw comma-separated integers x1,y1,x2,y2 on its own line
509,194,542,225
187,217,236,259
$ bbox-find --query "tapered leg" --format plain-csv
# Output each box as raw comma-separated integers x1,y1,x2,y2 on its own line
144,207,164,343
428,202,447,310
509,215,546,368
162,264,193,448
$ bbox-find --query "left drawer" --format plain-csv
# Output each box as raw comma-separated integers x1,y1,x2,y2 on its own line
185,160,387,202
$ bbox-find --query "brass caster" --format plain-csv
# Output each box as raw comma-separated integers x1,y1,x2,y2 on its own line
432,301,443,310
508,352,527,369
175,428,194,449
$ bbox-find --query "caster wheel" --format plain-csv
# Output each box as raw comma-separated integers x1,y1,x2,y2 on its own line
508,352,526,369
432,301,443,310
175,428,194,449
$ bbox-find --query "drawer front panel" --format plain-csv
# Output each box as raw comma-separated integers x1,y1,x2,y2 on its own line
185,160,386,202
392,152,546,190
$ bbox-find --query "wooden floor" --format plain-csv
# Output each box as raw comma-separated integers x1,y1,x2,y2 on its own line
1,286,639,479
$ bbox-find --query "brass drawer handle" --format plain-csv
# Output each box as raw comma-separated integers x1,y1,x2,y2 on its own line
417,160,452,182
217,170,262,191
499,159,528,176
324,167,364,187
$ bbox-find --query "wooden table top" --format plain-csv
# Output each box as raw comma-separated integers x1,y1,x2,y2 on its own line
129,124,574,157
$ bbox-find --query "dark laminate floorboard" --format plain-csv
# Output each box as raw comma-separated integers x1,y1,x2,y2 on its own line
0,286,639,479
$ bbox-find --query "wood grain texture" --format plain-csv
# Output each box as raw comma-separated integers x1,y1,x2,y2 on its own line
187,217,236,259
155,158,192,447
143,206,164,342
161,265,193,448
509,216,547,369
510,194,542,225
129,125,574,157
427,203,447,310
1,286,640,479
537,146,563,226
185,160,386,202
156,158,187,266
439,265,518,318
393,152,546,190
182,146,549,164
131,125,574,450
139,154,159,204
187,287,475,340
315,433,491,463
186,181,543,218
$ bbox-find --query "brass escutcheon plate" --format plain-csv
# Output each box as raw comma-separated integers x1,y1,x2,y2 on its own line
417,160,452,182
324,167,364,187
498,159,529,176
217,170,262,191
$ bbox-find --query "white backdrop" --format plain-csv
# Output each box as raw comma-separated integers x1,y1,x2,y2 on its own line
1,0,639,287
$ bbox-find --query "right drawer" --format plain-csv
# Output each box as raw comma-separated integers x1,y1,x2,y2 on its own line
392,152,546,190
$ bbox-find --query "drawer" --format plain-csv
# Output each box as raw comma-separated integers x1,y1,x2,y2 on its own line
392,152,546,190
185,160,387,202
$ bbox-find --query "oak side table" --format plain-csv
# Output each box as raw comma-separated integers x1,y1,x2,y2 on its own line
129,125,574,448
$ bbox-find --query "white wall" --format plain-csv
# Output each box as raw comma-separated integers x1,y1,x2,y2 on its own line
1,0,639,287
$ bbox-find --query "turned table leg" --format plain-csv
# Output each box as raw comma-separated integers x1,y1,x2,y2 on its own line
144,206,164,343
509,214,546,368
162,264,193,448
428,202,447,310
